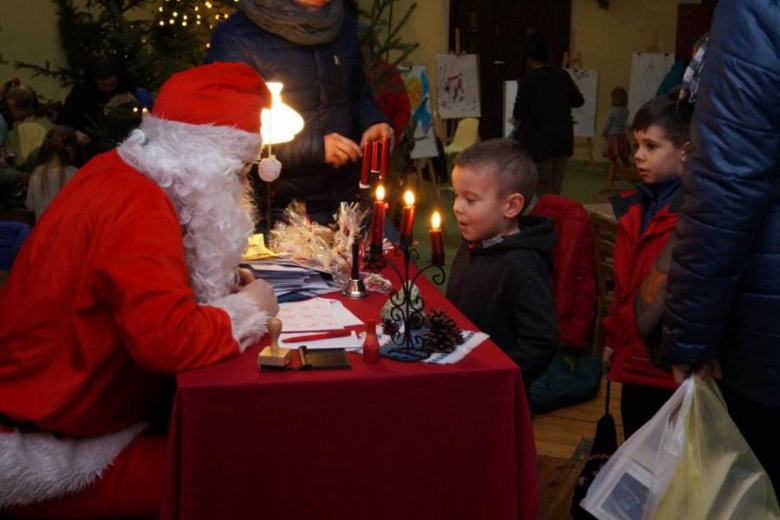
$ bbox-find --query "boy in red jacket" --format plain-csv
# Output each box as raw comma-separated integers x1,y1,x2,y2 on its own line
602,93,693,440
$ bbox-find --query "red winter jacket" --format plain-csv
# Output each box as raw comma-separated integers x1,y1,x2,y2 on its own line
531,195,596,349
604,189,680,390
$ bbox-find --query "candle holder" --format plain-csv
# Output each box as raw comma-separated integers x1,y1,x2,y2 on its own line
365,244,446,362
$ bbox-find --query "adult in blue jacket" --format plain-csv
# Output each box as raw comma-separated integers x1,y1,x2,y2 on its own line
205,0,391,223
663,0,780,493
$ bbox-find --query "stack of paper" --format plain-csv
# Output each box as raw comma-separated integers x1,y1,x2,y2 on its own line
243,258,333,297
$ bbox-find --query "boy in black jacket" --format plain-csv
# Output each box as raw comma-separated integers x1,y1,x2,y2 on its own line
447,138,558,387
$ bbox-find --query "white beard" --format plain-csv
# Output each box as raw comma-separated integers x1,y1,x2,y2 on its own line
118,116,261,303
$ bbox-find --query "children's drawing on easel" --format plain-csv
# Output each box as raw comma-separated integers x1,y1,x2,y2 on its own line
435,54,481,119
628,53,674,122
566,69,599,138
442,72,465,105
402,66,438,159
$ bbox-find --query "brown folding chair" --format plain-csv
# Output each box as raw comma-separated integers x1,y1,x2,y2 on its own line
590,212,618,355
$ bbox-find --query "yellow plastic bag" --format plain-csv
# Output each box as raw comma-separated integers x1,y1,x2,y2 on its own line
582,376,780,519
655,376,779,519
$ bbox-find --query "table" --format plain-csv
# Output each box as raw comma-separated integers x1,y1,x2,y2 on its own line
162,260,539,520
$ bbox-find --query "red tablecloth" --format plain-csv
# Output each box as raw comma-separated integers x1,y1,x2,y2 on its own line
162,261,539,520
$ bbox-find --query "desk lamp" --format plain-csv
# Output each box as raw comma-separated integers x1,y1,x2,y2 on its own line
257,82,304,231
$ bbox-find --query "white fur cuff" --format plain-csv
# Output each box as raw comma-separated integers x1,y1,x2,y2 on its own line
0,422,146,508
211,292,270,352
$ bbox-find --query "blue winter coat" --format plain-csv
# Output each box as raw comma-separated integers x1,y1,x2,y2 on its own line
204,13,387,215
663,0,780,407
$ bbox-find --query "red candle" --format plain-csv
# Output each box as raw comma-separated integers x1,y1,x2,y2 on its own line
371,140,380,175
379,136,389,181
359,140,371,188
370,185,386,255
400,190,415,246
430,211,444,266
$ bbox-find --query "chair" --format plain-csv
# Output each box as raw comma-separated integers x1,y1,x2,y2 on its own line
441,118,480,195
606,163,641,192
16,121,48,165
590,212,617,355
443,117,480,156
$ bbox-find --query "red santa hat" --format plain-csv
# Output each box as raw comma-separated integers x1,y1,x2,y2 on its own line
151,62,271,134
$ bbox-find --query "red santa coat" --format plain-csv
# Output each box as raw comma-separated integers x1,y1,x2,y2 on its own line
0,150,242,437
604,190,679,391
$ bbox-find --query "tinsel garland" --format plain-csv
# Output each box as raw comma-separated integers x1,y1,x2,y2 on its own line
268,201,391,292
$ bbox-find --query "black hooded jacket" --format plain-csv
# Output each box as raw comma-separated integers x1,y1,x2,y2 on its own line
447,215,559,386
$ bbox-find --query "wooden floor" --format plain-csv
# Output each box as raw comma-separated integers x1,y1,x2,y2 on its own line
534,379,625,519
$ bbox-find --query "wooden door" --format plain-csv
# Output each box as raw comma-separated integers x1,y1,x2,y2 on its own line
450,0,572,139
675,1,716,61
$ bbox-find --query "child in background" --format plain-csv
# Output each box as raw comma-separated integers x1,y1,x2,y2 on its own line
25,126,78,221
446,138,558,389
4,85,54,165
601,87,631,169
602,93,694,440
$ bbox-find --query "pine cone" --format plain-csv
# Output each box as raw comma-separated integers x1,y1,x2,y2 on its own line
422,309,464,353
382,317,401,338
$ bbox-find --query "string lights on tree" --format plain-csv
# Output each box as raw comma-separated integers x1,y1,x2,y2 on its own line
156,0,238,36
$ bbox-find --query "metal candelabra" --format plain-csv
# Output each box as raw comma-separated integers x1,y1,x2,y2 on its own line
365,244,446,362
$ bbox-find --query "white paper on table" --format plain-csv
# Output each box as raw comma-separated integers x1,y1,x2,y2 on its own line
279,331,362,350
276,298,364,332
277,298,343,332
326,299,363,327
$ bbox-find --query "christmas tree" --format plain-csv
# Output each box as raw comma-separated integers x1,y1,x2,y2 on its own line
355,0,418,98
15,0,236,92
13,0,235,149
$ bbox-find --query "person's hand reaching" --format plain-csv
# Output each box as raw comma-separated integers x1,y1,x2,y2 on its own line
324,133,361,168
359,122,394,152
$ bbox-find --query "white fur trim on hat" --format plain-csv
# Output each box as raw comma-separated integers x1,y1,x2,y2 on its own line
210,292,270,352
0,422,146,508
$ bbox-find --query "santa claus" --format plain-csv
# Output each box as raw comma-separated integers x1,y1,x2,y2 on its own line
0,63,278,518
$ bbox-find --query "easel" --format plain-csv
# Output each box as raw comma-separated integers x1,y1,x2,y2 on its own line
409,29,465,200
563,38,595,169
444,28,465,145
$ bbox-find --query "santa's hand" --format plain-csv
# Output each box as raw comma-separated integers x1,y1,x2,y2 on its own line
241,280,279,318
236,267,255,287
324,133,361,168
359,123,394,151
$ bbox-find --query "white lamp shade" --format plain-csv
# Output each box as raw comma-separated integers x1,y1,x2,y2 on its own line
260,82,304,145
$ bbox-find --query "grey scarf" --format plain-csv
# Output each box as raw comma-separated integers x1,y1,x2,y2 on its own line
239,0,344,46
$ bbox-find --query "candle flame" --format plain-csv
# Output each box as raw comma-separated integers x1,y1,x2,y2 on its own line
431,211,441,230
376,185,386,201
403,190,415,206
